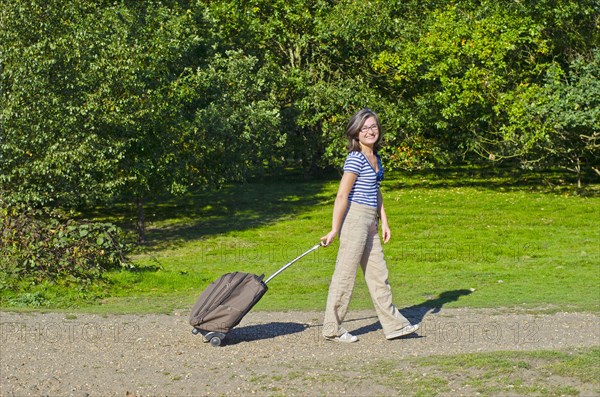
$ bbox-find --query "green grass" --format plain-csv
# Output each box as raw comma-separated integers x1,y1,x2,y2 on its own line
2,167,599,314
258,347,599,397
402,347,600,396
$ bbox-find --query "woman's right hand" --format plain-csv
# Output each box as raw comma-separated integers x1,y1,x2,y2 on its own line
320,230,337,247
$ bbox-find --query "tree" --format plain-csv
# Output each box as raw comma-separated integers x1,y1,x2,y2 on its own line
0,0,290,241
0,1,214,241
1,0,123,208
2,0,598,228
370,0,599,174
0,1,207,209
531,52,599,187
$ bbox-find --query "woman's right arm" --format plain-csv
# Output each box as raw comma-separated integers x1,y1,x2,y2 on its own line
321,172,357,246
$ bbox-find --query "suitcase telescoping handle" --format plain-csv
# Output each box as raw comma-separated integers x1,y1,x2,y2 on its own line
264,242,323,284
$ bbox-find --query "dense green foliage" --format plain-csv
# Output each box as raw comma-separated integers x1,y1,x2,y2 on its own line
0,205,130,290
2,0,598,209
0,0,598,290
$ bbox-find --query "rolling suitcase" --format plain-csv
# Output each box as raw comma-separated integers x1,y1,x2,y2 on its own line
189,243,321,346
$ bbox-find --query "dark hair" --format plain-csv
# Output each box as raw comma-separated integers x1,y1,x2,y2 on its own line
346,108,382,152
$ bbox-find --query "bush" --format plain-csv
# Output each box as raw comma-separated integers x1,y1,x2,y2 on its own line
0,205,132,289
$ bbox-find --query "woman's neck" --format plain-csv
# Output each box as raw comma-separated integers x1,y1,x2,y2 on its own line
359,143,375,156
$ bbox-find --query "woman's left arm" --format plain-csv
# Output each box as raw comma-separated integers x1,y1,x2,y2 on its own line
377,190,391,243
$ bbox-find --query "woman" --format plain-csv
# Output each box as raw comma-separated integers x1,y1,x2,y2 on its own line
321,108,419,343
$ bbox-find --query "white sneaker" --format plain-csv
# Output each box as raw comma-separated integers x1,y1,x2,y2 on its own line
385,324,419,340
324,331,359,343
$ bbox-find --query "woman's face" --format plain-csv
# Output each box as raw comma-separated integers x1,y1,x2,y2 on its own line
357,116,379,149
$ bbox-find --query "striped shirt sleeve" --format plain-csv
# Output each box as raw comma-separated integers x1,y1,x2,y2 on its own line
343,152,364,175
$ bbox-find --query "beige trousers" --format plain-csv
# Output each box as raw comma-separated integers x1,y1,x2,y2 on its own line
322,202,411,338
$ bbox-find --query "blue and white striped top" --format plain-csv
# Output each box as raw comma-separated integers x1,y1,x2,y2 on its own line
343,151,384,208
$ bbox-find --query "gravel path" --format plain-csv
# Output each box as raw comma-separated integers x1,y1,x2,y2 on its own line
1,307,599,396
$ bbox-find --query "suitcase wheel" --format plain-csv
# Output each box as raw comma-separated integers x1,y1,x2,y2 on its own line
192,329,225,347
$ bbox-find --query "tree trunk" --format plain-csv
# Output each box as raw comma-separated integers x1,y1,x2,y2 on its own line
136,194,146,244
576,157,582,189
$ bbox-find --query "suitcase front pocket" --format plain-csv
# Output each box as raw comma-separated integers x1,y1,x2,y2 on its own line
190,273,267,333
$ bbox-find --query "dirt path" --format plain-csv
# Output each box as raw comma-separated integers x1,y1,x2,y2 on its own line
1,307,599,396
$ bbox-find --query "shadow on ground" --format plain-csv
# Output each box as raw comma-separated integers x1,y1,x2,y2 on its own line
99,173,337,251
221,289,473,344
226,322,308,345
386,166,599,194
90,166,597,251
350,289,473,337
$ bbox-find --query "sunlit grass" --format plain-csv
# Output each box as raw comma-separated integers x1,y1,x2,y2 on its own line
2,167,598,314
405,347,600,396
91,167,600,314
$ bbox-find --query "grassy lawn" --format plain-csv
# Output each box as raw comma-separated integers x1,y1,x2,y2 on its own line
248,347,599,396
85,167,600,314
361,347,600,396
2,167,599,314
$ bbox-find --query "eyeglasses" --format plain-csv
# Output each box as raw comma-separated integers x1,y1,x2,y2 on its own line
360,124,379,133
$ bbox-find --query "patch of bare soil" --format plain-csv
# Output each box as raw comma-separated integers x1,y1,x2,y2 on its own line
1,307,598,396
